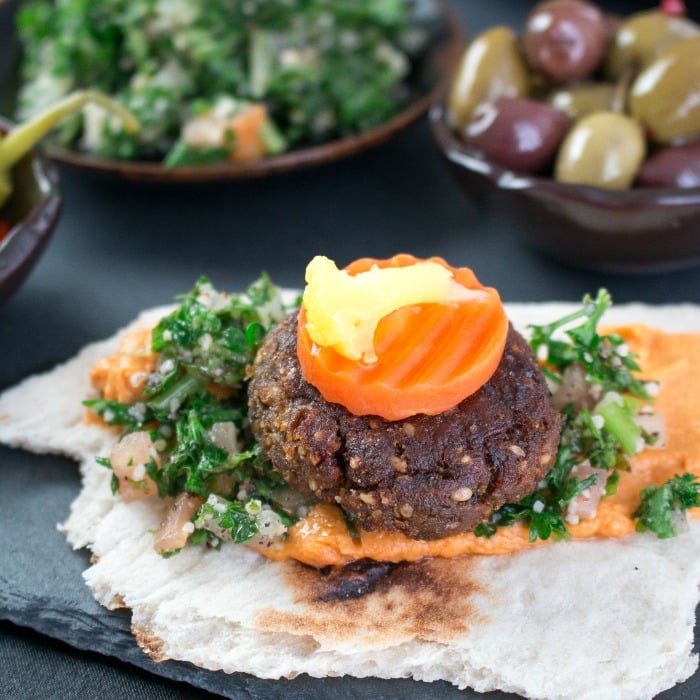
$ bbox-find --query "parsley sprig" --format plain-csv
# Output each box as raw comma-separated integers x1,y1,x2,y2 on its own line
529,289,649,397
634,474,700,539
477,290,657,543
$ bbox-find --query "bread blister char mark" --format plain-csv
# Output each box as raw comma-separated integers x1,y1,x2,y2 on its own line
255,556,485,645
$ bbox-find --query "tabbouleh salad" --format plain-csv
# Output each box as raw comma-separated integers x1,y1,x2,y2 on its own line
15,0,433,165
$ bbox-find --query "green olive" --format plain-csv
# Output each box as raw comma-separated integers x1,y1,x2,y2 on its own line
604,10,699,80
630,36,700,144
548,83,618,120
554,111,645,189
448,26,529,130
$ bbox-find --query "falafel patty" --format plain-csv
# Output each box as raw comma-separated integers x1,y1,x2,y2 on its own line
248,311,561,540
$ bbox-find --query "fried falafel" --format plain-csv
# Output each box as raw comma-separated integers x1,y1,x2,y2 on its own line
248,311,561,540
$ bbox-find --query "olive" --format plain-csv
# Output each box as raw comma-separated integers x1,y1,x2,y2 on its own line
522,0,606,83
554,111,646,189
461,97,572,174
448,26,530,131
637,141,700,188
630,36,700,144
604,10,699,80
548,83,618,120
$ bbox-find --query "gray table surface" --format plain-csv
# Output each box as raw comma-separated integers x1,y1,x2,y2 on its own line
2,1,700,698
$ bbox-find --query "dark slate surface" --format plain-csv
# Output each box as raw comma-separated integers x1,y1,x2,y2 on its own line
1,1,700,698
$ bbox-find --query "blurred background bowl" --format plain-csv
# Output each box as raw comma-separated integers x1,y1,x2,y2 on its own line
430,100,700,274
14,0,464,183
0,117,62,304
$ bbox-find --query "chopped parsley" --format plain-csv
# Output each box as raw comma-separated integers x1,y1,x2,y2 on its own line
634,474,700,539
476,290,660,543
194,495,293,549
195,497,263,546
16,0,429,162
85,275,298,547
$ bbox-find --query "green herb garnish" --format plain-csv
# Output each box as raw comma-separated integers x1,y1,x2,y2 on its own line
150,275,284,390
529,289,649,397
193,495,294,546
634,474,700,539
85,275,297,550
477,289,657,543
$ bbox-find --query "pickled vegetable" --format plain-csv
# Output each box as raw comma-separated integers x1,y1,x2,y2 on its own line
0,90,138,208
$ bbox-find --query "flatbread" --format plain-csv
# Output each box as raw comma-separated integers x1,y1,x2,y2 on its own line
1,301,700,700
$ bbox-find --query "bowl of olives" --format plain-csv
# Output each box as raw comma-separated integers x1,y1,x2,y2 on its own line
431,0,700,273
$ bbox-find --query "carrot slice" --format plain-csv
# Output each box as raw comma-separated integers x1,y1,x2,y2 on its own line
228,104,267,163
296,254,509,421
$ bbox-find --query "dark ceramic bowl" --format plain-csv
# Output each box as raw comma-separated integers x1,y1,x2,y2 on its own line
0,117,62,304
430,101,700,274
